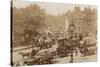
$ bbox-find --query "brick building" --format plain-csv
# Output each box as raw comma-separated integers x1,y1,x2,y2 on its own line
65,6,97,36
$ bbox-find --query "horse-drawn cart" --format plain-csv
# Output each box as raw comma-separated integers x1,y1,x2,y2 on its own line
57,37,71,57
23,48,56,65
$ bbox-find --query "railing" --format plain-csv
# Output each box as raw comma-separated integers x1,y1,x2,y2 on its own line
12,45,33,52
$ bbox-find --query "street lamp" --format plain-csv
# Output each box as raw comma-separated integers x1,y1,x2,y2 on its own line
68,22,75,63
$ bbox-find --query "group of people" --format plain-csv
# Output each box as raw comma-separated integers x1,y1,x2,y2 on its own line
31,31,89,56
15,30,93,66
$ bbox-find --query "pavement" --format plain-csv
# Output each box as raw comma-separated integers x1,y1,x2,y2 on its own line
12,46,97,66
53,51,97,64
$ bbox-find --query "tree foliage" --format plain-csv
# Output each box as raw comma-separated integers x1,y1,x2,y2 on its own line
12,4,46,47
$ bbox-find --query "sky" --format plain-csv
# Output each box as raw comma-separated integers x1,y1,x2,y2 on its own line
13,0,96,15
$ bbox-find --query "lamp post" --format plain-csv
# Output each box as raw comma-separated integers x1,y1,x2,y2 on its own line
68,22,75,63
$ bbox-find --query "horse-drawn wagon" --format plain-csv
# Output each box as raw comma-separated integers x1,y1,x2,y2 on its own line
57,37,71,57
23,49,56,65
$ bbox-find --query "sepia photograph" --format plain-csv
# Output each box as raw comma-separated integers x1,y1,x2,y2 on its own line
11,0,97,66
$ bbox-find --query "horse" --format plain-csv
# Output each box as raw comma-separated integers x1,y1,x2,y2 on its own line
57,38,71,57
19,52,30,59
78,36,89,56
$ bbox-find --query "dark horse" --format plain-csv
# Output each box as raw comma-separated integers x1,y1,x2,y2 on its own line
57,38,71,57
78,34,89,56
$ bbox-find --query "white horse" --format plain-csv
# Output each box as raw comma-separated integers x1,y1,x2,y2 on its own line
19,52,30,59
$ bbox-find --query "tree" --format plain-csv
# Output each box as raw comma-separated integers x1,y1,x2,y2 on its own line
12,4,46,47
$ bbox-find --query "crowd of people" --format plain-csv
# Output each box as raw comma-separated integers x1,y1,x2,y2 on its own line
15,28,96,66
